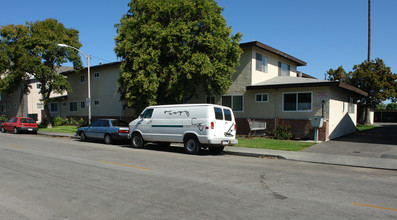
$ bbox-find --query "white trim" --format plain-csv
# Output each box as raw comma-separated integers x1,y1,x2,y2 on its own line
282,91,313,112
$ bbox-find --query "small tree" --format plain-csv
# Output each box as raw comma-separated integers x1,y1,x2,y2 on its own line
0,19,82,127
326,66,348,82
114,0,242,114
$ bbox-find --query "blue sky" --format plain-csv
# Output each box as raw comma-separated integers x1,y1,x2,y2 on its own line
1,0,396,80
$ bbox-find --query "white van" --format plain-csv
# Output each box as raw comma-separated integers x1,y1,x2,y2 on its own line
129,104,238,154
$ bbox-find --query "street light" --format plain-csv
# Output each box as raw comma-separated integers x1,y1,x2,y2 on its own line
57,43,92,124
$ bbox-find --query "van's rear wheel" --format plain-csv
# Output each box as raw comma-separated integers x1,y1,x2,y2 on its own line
184,136,201,154
131,133,144,148
209,146,224,154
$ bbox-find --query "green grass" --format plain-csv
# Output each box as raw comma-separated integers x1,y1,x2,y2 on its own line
235,137,316,151
356,124,379,131
39,126,78,134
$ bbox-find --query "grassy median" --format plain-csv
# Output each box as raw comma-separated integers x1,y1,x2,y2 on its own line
39,126,78,134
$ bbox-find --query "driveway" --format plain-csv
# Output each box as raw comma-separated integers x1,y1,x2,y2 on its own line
303,123,397,159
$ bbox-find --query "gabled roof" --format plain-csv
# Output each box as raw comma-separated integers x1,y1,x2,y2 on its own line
240,41,307,66
246,76,368,97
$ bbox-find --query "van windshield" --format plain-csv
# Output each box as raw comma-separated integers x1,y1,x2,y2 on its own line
141,109,154,119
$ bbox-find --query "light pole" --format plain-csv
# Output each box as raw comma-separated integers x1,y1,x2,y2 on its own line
57,44,92,124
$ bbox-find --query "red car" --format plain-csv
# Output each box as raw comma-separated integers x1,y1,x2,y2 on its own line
1,117,38,134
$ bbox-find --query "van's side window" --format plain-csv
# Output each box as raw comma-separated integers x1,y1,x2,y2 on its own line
214,107,223,120
223,109,232,121
142,109,154,119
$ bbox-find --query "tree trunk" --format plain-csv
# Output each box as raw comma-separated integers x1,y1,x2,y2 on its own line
43,103,53,128
363,106,372,125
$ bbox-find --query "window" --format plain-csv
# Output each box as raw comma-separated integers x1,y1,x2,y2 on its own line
256,53,267,72
50,103,58,113
222,95,243,112
94,100,100,106
6,104,10,110
91,120,101,127
36,83,42,89
80,74,85,83
255,93,269,103
37,103,44,110
283,92,312,112
13,103,17,108
99,120,110,127
94,72,100,78
348,97,354,113
62,102,67,107
224,109,232,121
206,96,216,104
69,102,77,112
278,62,290,76
1,105,5,113
80,101,86,109
141,109,154,119
214,107,223,120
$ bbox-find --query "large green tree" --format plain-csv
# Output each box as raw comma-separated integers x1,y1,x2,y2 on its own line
327,58,397,124
114,0,242,113
0,18,82,127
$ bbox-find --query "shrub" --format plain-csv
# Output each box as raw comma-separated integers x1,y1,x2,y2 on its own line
53,116,68,126
0,115,7,122
273,119,293,140
68,117,79,126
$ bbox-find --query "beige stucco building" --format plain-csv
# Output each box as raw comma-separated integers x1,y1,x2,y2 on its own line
1,41,367,140
190,41,367,140
0,67,71,123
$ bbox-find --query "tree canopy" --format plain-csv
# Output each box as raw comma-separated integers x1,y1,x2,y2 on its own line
0,18,82,126
114,0,242,113
326,58,397,123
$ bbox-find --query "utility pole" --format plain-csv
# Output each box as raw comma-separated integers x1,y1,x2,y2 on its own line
368,0,371,61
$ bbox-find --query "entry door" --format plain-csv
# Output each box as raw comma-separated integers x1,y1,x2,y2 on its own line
139,109,154,140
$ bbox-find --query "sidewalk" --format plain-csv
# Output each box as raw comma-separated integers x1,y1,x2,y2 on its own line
37,129,397,171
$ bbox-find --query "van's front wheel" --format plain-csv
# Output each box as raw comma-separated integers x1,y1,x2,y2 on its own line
131,133,144,148
184,136,201,154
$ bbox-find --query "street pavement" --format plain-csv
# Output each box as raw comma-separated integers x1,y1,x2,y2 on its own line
38,123,397,170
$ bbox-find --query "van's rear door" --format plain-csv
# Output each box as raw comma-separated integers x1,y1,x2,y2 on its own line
213,107,226,138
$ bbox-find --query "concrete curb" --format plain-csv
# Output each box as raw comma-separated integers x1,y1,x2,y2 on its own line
37,132,397,171
224,147,397,171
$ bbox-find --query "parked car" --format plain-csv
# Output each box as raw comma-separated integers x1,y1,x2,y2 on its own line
77,119,129,144
1,117,38,134
129,104,238,154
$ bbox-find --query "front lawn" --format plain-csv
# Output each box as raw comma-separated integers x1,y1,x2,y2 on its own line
356,124,379,131
235,137,316,151
39,126,78,134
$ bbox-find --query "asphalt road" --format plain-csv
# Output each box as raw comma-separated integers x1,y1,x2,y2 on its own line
0,133,396,219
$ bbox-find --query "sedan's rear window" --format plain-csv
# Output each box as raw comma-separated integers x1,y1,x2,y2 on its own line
111,120,128,127
20,118,35,123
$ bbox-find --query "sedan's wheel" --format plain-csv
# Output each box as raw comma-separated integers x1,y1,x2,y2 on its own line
184,136,201,154
131,133,144,148
1,126,5,133
13,127,18,134
104,134,112,145
79,132,86,141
